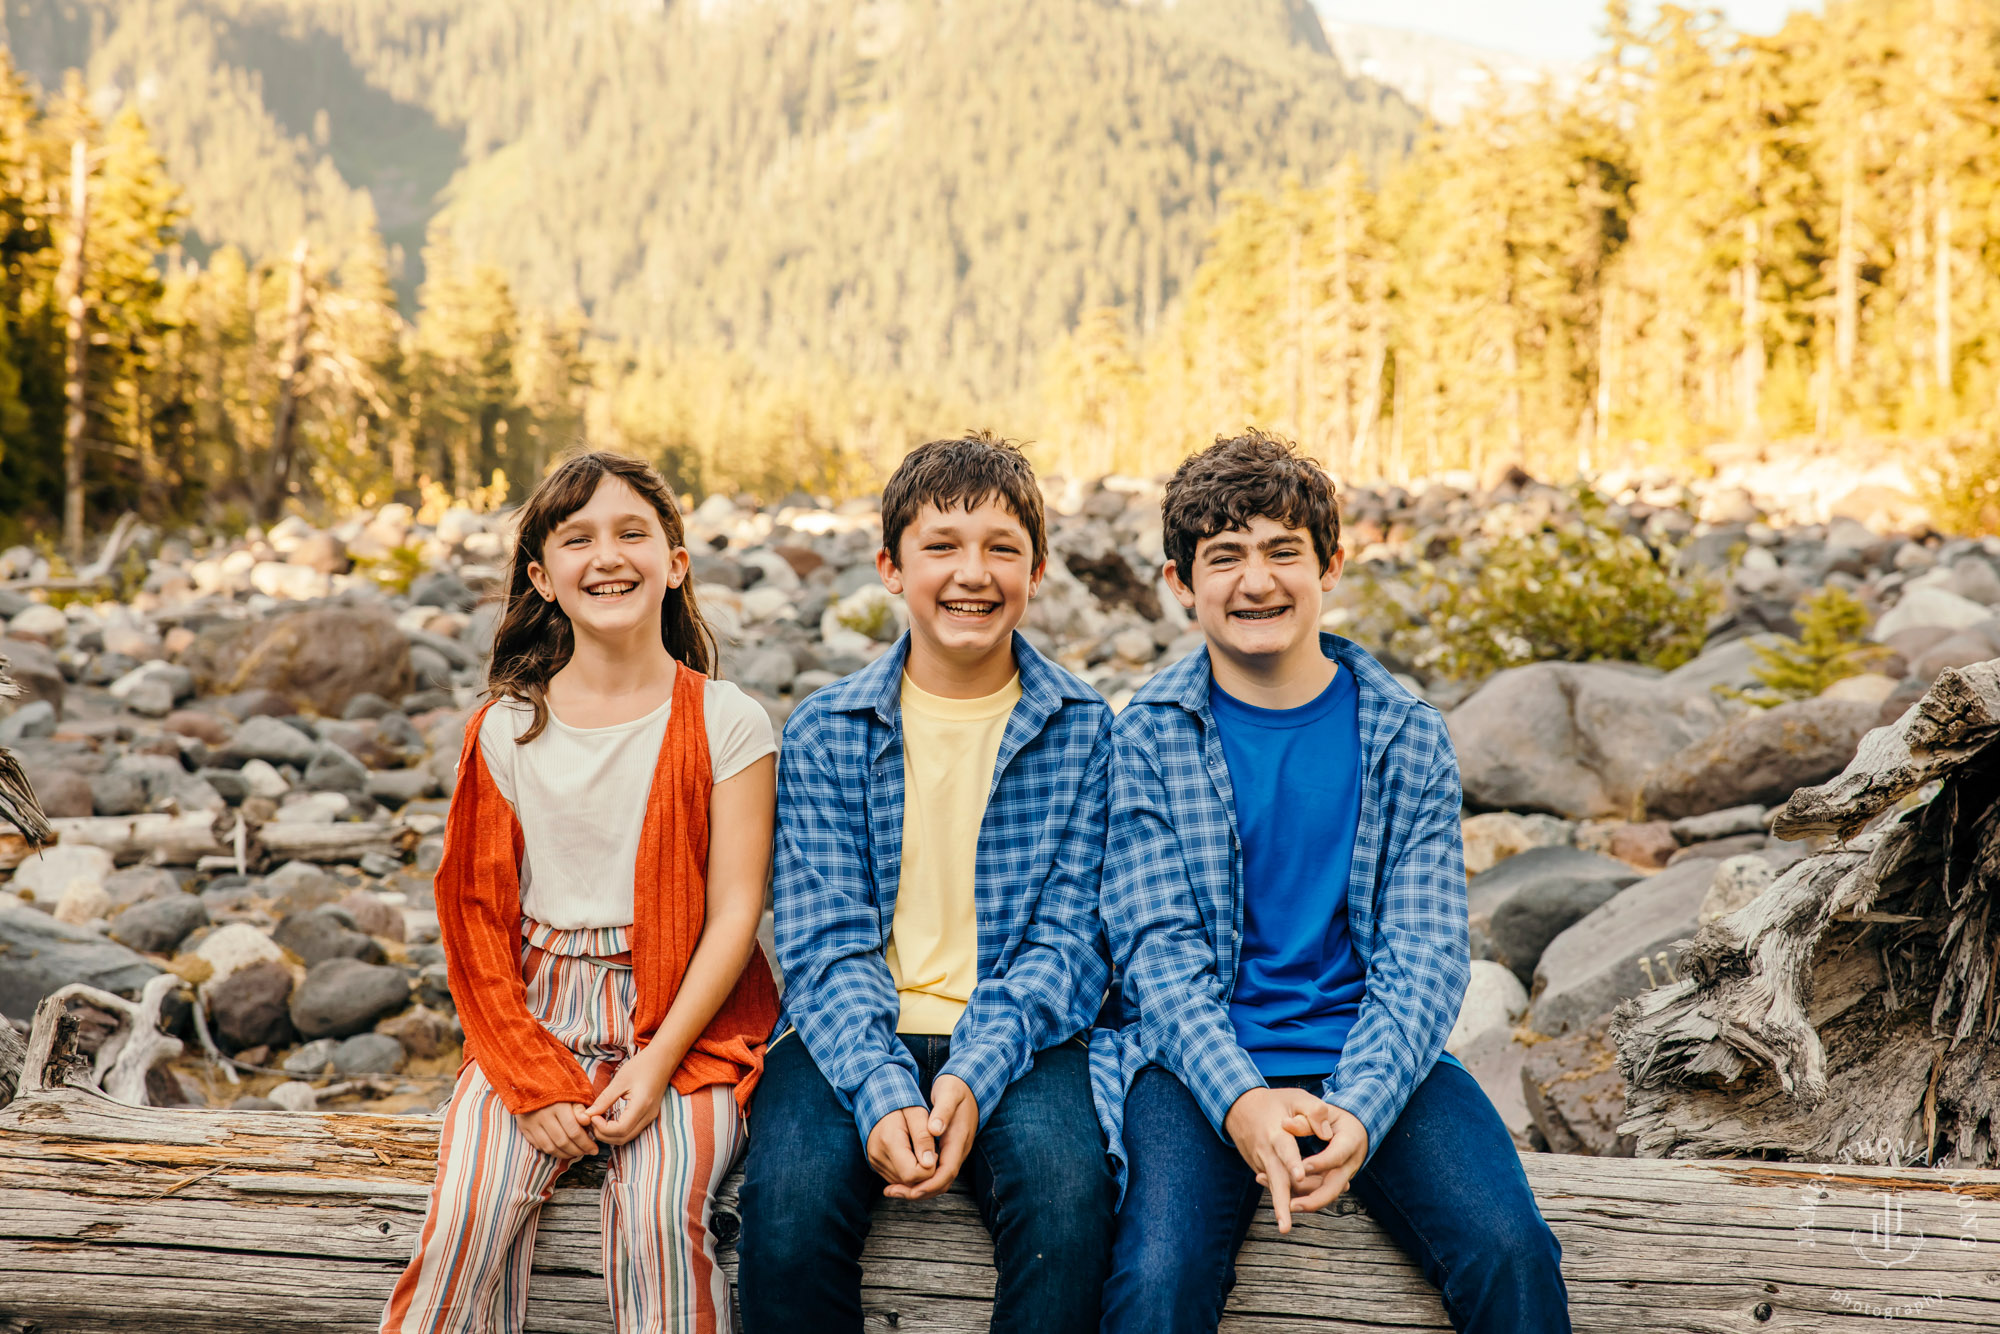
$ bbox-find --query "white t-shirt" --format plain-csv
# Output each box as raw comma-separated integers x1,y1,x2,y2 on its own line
477,677,777,929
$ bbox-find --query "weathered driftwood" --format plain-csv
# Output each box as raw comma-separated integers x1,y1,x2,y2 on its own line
2,1010,1998,1332
3,1083,1998,1331
254,819,409,866
0,655,54,853
1615,662,2000,1168
0,813,235,871
0,814,410,873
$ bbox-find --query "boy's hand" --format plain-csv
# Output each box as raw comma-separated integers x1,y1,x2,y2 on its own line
867,1105,938,1188
583,1056,673,1147
516,1103,597,1159
1225,1086,1337,1234
886,1074,978,1201
1288,1106,1369,1215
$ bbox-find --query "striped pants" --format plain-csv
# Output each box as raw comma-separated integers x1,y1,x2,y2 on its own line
381,922,745,1334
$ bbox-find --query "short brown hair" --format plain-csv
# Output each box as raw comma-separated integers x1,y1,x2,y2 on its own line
1162,430,1340,583
880,430,1047,568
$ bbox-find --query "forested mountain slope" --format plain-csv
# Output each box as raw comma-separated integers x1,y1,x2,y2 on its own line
3,0,1419,402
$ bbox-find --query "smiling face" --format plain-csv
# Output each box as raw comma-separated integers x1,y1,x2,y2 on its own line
1165,513,1344,671
877,495,1042,691
526,475,689,645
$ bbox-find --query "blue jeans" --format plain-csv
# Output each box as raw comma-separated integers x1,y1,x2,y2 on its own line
1102,1060,1570,1334
739,1030,1114,1334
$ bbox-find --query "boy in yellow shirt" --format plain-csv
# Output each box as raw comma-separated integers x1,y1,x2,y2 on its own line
739,432,1115,1333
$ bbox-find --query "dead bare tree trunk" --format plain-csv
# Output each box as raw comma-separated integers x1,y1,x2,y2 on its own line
262,237,312,522
58,138,88,562
1615,663,2000,1168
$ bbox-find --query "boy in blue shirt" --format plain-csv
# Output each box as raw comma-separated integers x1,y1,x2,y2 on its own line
739,433,1114,1332
1092,432,1569,1333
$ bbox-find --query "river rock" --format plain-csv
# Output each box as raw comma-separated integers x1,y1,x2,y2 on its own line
218,715,319,768
182,606,413,716
206,959,296,1051
1640,697,1880,819
1,637,64,713
1460,812,1574,876
330,1031,405,1075
1528,857,1715,1036
1449,662,1724,819
8,604,68,643
108,893,209,954
1519,1016,1634,1157
1446,960,1529,1054
273,909,387,967
1875,587,1992,639
1909,627,2000,684
195,921,288,988
1467,844,1640,926
101,866,184,910
0,893,160,1019
1480,847,1644,987
1668,804,1767,843
290,957,411,1038
303,743,370,798
1697,855,1777,925
1606,820,1678,869
282,1037,338,1076
375,1004,459,1059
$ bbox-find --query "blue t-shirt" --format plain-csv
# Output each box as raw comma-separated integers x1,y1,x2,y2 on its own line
1213,666,1369,1077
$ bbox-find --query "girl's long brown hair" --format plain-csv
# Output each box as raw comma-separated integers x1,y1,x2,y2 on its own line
486,450,718,743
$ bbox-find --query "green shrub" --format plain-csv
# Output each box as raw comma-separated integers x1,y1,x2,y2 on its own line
1390,505,1720,681
1733,586,1890,706
351,543,427,595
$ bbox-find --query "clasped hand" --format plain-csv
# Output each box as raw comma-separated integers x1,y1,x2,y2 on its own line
866,1074,978,1201
512,1050,677,1160
1223,1086,1368,1234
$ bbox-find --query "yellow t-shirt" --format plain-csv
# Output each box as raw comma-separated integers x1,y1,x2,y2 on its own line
885,672,1021,1034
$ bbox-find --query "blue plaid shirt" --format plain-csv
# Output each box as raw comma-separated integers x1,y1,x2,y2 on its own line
1089,634,1469,1198
772,631,1112,1145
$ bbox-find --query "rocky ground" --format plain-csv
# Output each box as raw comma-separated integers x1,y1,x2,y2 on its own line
1,469,1993,1148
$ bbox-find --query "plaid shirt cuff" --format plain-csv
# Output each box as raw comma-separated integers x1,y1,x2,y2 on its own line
1187,1042,1269,1135
939,1037,1016,1130
1323,1073,1400,1167
851,1061,926,1146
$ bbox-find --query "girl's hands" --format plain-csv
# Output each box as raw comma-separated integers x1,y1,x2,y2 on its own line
582,1053,675,1147
516,1104,597,1159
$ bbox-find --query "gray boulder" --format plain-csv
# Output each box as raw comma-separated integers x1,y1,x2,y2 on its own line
1449,662,1724,819
219,715,320,767
102,866,185,911
0,894,160,1020
303,743,370,798
1474,847,1643,987
1639,697,1880,820
290,958,410,1038
108,894,209,954
273,909,387,967
182,606,413,716
1466,845,1640,924
331,1031,406,1075
1528,858,1715,1036
206,958,296,1050
282,1037,339,1076
0,699,56,742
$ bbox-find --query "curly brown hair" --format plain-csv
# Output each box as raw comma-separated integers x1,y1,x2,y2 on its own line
880,430,1047,569
486,450,717,743
1161,430,1340,583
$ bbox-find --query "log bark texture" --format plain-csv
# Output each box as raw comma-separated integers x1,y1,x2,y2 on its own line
1,1078,1997,1332
1615,663,2000,1168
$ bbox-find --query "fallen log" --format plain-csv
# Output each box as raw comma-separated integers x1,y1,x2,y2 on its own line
253,820,409,866
0,812,235,870
1,1008,1997,1331
1615,662,2000,1168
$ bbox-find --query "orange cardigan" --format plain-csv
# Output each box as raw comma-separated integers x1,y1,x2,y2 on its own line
434,664,780,1117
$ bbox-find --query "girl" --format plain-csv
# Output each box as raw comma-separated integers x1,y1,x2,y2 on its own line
381,451,780,1334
